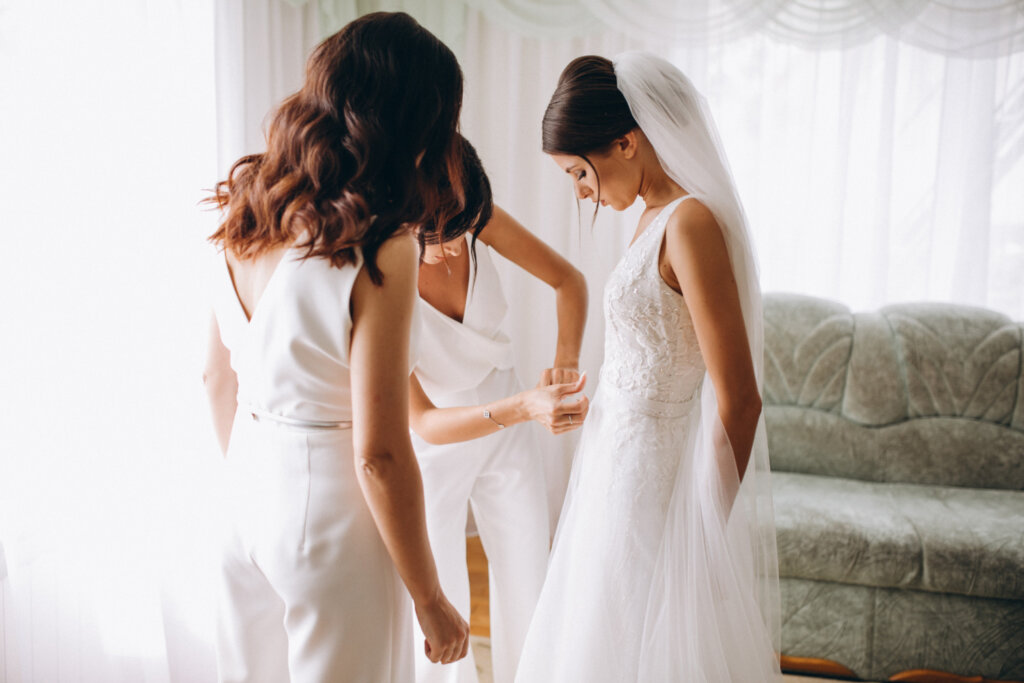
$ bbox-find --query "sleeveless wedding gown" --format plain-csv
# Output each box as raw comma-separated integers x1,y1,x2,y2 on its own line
515,196,782,682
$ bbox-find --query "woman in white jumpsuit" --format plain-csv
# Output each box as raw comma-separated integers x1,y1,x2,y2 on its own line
202,14,470,683
407,136,590,683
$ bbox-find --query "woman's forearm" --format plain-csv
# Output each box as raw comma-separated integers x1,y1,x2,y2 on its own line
204,314,238,456
552,269,587,368
412,393,529,445
354,448,442,606
204,369,238,456
718,394,762,481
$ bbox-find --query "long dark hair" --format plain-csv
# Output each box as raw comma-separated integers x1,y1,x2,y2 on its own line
417,134,492,273
542,55,636,211
207,12,465,284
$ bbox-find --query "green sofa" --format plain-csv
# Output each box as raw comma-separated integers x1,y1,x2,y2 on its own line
764,293,1024,682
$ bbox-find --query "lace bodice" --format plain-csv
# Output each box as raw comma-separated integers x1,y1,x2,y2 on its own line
600,196,706,404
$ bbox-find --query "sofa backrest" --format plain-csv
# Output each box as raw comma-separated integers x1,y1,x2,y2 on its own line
763,293,1024,490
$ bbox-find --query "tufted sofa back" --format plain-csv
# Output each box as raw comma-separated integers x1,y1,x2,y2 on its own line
763,293,1024,490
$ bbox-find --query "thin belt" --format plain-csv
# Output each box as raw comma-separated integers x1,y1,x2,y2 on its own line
248,406,352,431
598,372,701,419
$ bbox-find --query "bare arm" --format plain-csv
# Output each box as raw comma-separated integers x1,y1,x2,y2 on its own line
408,372,588,445
479,205,588,381
662,200,762,481
349,234,468,664
203,312,238,456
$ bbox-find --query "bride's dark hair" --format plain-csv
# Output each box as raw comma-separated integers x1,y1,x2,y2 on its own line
207,12,464,284
542,55,637,210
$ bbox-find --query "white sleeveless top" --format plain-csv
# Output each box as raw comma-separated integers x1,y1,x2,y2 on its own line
414,234,515,400
212,247,419,424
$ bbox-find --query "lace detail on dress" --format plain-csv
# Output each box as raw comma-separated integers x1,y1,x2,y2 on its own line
600,196,706,405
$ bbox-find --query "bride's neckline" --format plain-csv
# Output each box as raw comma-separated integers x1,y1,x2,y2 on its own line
627,194,689,249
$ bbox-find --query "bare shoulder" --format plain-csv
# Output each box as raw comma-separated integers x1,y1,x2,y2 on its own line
373,230,419,273
660,196,734,292
474,204,510,246
355,231,419,291
352,231,418,314
475,204,525,251
664,196,724,251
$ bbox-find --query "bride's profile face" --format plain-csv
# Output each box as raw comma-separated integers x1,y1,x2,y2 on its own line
550,146,637,212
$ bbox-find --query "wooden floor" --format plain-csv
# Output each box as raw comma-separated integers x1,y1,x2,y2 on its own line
466,535,868,682
467,535,490,637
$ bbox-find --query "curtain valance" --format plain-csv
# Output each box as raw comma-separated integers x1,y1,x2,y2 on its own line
289,0,1024,57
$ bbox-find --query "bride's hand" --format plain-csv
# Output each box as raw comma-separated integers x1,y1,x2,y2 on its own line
523,372,588,434
537,366,581,387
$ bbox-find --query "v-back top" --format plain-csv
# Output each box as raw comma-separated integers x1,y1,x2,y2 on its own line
212,247,419,424
414,234,515,399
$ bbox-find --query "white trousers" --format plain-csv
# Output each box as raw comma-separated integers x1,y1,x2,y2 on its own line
412,369,551,683
216,410,414,683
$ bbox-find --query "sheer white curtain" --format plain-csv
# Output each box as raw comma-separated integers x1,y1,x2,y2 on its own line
0,1,318,681
216,0,320,172
693,33,1024,318
0,0,220,679
458,0,1024,56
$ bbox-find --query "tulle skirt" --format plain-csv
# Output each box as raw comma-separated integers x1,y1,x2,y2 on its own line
515,378,782,683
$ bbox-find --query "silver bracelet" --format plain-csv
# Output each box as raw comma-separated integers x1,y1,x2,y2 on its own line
483,408,505,429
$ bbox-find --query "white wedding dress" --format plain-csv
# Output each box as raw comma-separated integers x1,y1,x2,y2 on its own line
515,196,781,682
515,52,782,683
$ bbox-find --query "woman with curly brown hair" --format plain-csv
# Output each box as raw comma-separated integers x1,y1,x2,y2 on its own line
202,13,469,682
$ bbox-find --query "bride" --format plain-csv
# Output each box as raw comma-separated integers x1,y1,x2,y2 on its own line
515,52,783,682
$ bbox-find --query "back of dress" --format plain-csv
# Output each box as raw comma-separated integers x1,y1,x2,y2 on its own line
210,245,417,682
211,248,363,425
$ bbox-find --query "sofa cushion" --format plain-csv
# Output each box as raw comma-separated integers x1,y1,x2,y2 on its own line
774,472,1024,600
766,406,1024,490
780,577,1024,682
764,294,1024,490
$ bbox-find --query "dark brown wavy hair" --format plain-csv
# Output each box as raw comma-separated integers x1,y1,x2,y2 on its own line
207,12,465,284
417,134,492,275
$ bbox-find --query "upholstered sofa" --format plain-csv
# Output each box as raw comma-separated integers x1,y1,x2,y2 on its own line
764,293,1024,682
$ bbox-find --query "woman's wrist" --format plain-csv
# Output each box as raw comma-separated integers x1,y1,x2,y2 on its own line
483,395,530,430
552,355,579,371
410,581,444,609
499,393,529,425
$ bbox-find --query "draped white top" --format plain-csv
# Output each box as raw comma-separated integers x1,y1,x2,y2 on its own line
414,234,515,402
212,246,419,424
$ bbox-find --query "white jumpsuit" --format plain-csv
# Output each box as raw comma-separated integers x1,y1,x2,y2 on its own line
211,248,415,683
412,236,550,683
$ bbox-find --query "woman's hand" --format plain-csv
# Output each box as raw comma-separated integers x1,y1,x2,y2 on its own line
537,366,581,387
523,372,589,434
415,592,470,664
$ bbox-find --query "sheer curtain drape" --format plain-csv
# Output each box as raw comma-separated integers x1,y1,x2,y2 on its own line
0,1,222,680
0,2,316,682
452,0,1024,56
